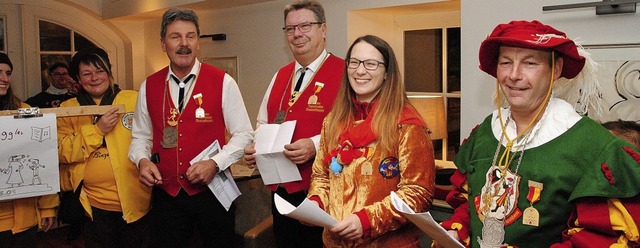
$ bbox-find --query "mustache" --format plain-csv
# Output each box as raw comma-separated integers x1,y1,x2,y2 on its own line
176,47,192,55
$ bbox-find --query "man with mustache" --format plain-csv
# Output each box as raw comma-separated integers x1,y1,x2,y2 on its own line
243,1,343,247
129,7,253,248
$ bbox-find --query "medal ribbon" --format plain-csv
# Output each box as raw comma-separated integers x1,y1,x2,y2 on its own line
526,186,542,205
313,82,324,94
194,94,203,106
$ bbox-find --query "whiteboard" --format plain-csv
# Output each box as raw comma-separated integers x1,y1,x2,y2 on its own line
0,113,59,201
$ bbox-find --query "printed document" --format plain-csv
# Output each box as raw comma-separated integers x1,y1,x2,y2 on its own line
274,193,337,228
390,191,464,248
190,140,241,211
254,120,301,185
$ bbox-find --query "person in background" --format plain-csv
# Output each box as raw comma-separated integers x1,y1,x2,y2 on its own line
436,20,640,247
0,52,58,248
25,62,76,108
603,119,640,148
25,61,81,241
129,7,253,248
57,47,151,248
307,35,435,247
242,1,344,247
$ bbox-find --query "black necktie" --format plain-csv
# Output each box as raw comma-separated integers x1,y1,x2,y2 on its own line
171,74,195,112
294,68,307,92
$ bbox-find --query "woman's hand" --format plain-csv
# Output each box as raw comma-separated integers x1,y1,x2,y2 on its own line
329,214,363,241
95,107,119,134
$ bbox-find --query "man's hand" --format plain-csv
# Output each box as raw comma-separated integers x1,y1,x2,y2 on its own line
95,107,119,134
243,143,256,169
329,214,363,241
283,138,316,164
139,158,162,187
186,159,219,185
41,217,56,232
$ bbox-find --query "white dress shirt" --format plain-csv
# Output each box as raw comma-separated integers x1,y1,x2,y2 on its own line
129,59,253,171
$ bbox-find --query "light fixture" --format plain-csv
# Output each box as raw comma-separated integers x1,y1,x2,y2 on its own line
408,95,447,141
200,33,227,41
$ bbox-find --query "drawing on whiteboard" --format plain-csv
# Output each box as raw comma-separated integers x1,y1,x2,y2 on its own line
0,113,59,200
31,126,52,142
0,154,51,197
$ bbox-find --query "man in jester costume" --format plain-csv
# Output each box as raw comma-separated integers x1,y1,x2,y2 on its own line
435,20,640,247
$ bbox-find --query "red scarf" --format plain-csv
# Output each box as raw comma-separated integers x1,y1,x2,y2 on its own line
327,99,426,165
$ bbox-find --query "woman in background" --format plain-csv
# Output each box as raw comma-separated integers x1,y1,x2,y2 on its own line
0,52,57,248
307,35,436,247
57,47,150,248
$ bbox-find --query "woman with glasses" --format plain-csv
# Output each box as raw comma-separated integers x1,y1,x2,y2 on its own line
57,47,151,248
306,35,436,247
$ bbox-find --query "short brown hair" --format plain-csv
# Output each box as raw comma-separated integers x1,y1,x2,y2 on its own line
284,0,325,23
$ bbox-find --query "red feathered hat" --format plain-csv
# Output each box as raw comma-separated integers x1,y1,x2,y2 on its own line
479,20,585,79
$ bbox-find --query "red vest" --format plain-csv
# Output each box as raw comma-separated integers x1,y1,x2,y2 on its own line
266,54,344,193
146,64,227,196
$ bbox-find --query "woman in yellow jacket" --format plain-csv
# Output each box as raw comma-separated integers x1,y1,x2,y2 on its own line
57,47,151,248
0,52,57,247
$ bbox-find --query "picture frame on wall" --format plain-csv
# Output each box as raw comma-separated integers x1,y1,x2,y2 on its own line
584,43,640,122
201,56,239,83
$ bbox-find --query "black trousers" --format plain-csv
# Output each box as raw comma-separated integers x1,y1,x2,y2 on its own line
83,207,149,248
272,187,324,248
150,187,235,248
0,226,36,248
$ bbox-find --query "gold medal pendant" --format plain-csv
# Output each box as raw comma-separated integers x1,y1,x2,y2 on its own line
307,95,318,105
161,127,178,148
308,82,323,105
167,108,179,126
522,206,540,226
193,93,205,119
195,107,205,118
274,110,286,124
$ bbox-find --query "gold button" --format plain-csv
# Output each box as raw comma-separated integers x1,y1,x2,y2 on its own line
179,162,183,166
179,148,182,152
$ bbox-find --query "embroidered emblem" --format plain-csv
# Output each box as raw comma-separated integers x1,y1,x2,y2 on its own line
378,156,399,179
527,33,566,44
121,112,134,130
601,163,615,185
477,167,521,225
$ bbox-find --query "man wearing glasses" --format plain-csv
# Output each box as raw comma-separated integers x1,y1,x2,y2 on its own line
243,1,343,247
26,62,77,108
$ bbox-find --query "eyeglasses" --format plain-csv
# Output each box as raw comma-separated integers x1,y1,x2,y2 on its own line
282,22,323,35
52,72,69,77
347,58,385,71
79,69,107,79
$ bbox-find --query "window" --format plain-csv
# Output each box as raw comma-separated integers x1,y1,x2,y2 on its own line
405,27,461,162
38,20,96,91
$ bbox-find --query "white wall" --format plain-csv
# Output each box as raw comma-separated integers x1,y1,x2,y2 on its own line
460,0,640,139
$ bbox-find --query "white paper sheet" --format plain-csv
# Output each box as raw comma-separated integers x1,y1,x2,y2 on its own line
190,140,241,211
254,120,301,185
0,114,59,201
390,191,464,248
274,193,337,228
